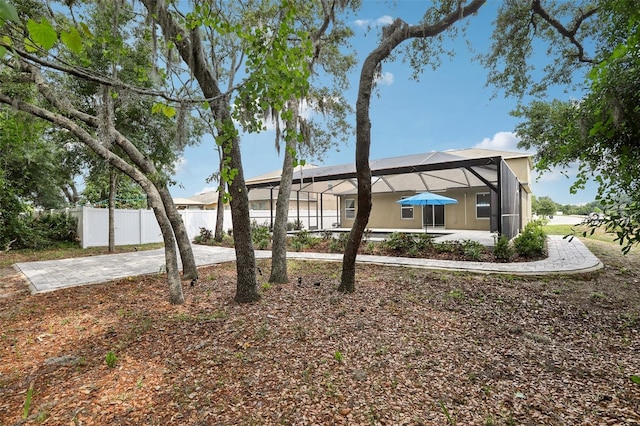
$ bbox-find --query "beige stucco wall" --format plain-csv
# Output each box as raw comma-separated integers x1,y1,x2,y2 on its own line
504,157,530,185
520,188,532,226
340,189,493,231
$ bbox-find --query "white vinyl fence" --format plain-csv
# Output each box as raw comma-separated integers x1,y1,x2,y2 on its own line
65,206,339,248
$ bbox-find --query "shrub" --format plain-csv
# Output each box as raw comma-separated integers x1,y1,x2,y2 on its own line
363,241,376,254
194,227,213,244
328,232,349,253
291,239,304,252
290,229,319,249
255,238,269,250
321,229,334,240
251,220,271,248
461,239,484,260
435,240,462,254
287,220,304,231
414,233,434,251
219,233,234,245
12,212,78,250
493,235,514,261
514,220,547,258
382,232,414,251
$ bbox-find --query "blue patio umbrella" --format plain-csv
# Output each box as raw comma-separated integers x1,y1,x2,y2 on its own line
396,192,458,230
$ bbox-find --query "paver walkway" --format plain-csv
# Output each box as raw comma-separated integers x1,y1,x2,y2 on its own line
14,235,603,295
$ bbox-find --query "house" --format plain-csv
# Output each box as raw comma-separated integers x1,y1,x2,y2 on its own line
172,197,207,210
175,165,333,212
244,148,533,239
174,164,340,230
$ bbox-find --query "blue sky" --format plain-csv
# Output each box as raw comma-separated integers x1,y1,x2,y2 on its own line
170,1,598,205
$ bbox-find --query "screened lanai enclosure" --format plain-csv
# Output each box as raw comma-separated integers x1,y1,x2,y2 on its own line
245,149,532,240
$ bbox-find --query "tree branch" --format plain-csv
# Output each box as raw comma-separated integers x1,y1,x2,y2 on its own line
2,239,17,253
0,39,236,104
531,0,598,64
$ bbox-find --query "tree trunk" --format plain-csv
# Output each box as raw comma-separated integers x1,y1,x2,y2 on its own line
157,185,198,280
107,129,198,281
339,1,486,292
0,92,185,305
142,0,259,302
269,136,295,284
108,167,117,253
147,192,184,305
62,182,80,205
224,125,260,303
214,152,225,242
338,76,372,292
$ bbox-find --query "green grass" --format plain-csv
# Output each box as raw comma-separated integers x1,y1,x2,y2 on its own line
542,224,618,244
1,243,165,268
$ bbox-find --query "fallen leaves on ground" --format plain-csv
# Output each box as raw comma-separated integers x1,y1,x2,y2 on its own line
1,239,639,425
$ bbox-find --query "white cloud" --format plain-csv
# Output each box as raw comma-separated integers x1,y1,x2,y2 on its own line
377,15,394,26
354,15,394,28
173,156,187,173
473,131,583,185
473,131,527,152
374,71,394,86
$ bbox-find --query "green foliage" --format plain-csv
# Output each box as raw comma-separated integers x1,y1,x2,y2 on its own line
0,108,72,212
557,200,603,216
194,227,214,244
364,241,376,254
261,282,272,291
513,220,547,258
289,229,319,250
6,212,78,250
493,235,514,261
593,201,640,254
151,102,177,119
448,289,465,300
333,350,344,362
434,240,462,254
251,220,271,249
462,239,484,261
483,2,599,98
81,173,147,209
0,0,18,23
532,196,557,217
416,233,435,249
328,233,348,253
321,229,334,240
194,226,235,246
290,239,303,252
439,400,456,425
105,351,118,368
23,382,34,420
512,1,640,254
382,232,415,252
287,220,304,231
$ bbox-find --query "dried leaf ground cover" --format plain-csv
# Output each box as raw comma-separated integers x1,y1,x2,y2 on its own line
1,239,639,425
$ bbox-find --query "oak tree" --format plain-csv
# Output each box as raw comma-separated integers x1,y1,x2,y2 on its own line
340,0,486,293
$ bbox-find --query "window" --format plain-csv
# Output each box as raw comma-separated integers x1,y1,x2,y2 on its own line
345,199,355,219
400,198,414,219
250,201,267,210
476,192,491,219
